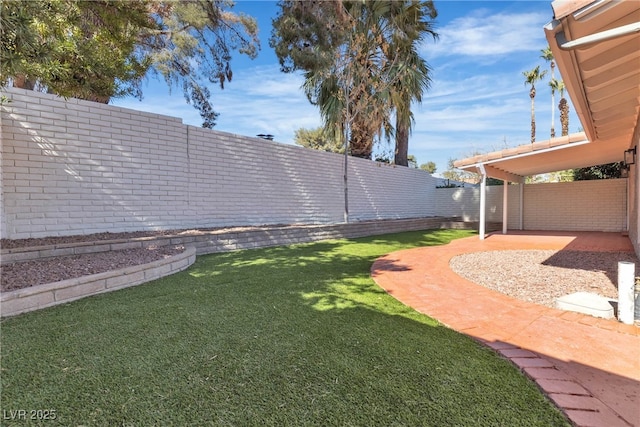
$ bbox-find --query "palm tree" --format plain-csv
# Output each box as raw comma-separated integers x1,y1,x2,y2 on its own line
386,1,438,167
523,65,547,143
285,1,438,161
299,1,393,160
541,46,556,138
551,79,570,136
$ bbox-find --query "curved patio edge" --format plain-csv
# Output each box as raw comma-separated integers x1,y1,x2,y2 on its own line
371,231,639,427
1,246,196,318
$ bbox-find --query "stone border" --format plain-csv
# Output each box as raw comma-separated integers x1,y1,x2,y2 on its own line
1,217,495,263
1,247,196,317
0,217,494,318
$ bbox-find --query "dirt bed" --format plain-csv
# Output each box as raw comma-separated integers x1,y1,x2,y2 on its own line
1,226,287,292
3,231,639,309
1,245,185,292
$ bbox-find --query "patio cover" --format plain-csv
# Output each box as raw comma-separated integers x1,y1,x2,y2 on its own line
453,0,640,238
452,132,628,183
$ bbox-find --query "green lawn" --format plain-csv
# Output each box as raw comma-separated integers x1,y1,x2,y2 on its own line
0,229,569,426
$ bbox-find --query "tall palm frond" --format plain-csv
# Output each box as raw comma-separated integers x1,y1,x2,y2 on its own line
386,0,437,166
294,0,437,161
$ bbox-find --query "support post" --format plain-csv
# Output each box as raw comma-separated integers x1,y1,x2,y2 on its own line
343,146,349,223
519,183,524,230
478,164,487,240
618,261,636,324
343,85,350,223
502,180,508,234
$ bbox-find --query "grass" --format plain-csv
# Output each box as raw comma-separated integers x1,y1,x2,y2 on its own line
0,229,570,426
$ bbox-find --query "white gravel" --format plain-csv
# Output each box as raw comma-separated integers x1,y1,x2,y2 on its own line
449,250,639,308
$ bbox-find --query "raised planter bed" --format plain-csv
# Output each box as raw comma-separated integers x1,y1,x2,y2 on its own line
1,217,479,317
1,247,196,317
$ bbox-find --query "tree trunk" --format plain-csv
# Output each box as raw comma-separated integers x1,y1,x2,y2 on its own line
530,87,536,143
550,62,555,138
559,98,569,136
394,123,409,166
349,119,373,159
12,75,36,90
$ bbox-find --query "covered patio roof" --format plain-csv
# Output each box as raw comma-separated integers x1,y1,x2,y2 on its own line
546,0,639,146
453,131,628,182
454,0,639,182
452,0,639,239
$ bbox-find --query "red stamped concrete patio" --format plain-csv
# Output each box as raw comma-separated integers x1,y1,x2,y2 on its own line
371,231,639,427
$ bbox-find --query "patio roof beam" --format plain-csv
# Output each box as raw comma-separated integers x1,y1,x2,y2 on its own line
481,164,524,184
502,181,508,235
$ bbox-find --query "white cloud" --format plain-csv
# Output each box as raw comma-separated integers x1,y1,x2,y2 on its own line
427,73,525,107
113,65,322,145
234,66,306,98
424,10,550,58
211,65,321,143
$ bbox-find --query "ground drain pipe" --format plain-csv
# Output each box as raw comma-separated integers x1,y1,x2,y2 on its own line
618,261,636,324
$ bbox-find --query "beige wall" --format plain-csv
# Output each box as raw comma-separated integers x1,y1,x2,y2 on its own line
436,179,628,233
1,87,634,242
524,180,627,232
1,88,436,240
629,122,640,257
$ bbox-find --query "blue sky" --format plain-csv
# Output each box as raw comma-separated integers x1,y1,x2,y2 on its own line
111,0,580,174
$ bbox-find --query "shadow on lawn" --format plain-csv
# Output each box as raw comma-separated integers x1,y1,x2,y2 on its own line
0,230,572,426
187,229,469,280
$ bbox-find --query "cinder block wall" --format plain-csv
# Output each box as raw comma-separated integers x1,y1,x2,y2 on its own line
435,180,627,232
1,88,436,239
523,179,627,232
434,185,522,226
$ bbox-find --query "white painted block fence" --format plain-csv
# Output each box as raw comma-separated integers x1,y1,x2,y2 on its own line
1,88,436,239
0,87,628,240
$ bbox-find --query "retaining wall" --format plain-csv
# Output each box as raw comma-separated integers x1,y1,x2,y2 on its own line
0,218,467,317
0,88,436,240
1,247,196,317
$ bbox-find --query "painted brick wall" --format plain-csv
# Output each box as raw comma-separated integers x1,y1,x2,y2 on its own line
524,180,627,232
434,185,522,226
435,180,627,232
348,158,434,221
1,88,436,239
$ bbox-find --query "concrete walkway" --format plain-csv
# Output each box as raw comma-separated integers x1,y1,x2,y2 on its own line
371,231,639,427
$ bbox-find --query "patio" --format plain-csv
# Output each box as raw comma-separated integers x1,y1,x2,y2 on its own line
371,231,639,427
